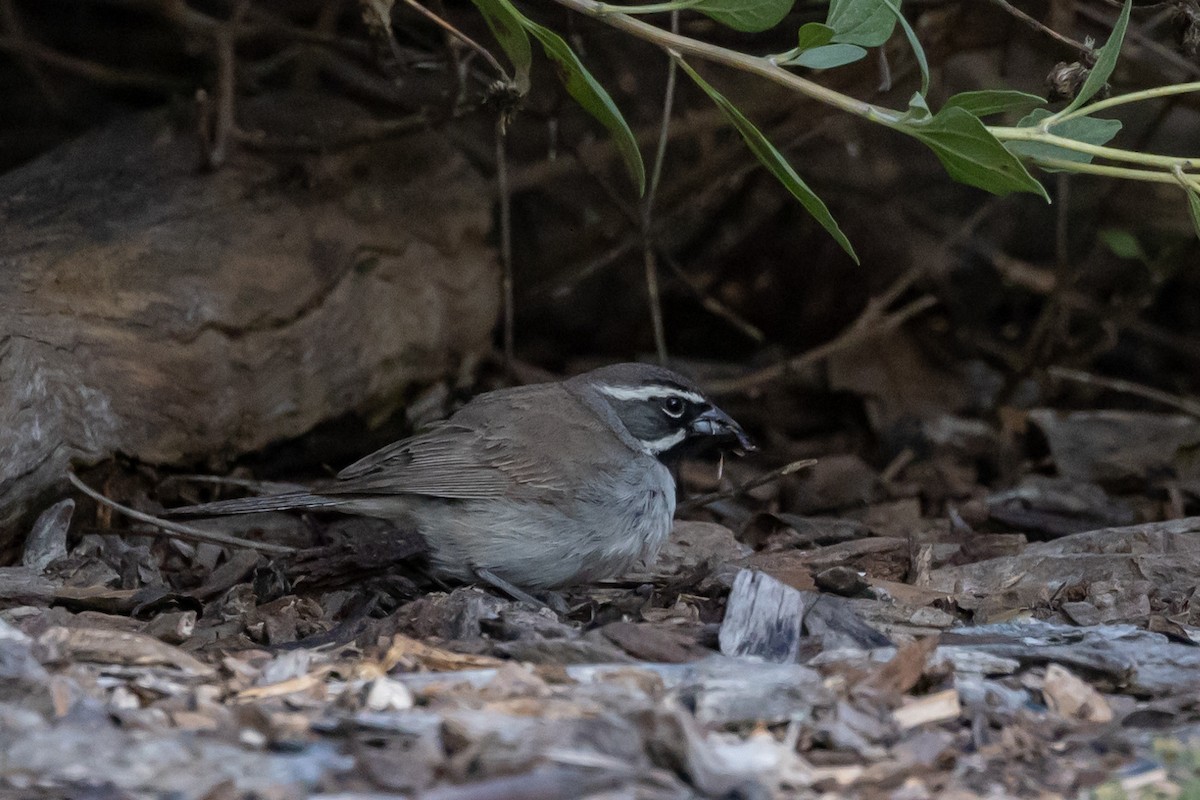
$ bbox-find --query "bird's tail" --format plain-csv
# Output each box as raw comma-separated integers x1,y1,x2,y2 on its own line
164,492,349,517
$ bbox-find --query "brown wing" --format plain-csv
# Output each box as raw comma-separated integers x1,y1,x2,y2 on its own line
327,384,622,501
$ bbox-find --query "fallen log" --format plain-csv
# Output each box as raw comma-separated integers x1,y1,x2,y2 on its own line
0,95,499,548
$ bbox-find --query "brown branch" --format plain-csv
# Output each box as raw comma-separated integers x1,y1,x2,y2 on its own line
0,0,65,112
1048,366,1200,417
0,34,184,91
498,119,516,376
400,0,508,79
1077,2,1200,79
678,458,816,513
231,113,430,152
984,0,1090,52
68,472,296,555
707,275,938,395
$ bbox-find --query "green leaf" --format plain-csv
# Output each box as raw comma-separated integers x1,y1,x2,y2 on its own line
787,43,867,69
469,0,533,93
1099,228,1146,261
797,22,835,50
1005,108,1122,167
676,57,858,262
1063,0,1131,113
521,20,645,194
827,0,898,47
943,89,1046,118
1187,189,1200,242
692,0,796,32
878,0,928,96
905,90,930,121
904,106,1049,200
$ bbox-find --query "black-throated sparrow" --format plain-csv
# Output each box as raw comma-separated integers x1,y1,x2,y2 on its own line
169,363,753,592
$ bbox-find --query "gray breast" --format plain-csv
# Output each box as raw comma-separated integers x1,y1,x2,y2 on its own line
403,456,677,589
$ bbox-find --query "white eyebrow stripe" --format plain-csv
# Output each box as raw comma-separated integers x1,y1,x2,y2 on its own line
638,429,687,455
599,385,706,404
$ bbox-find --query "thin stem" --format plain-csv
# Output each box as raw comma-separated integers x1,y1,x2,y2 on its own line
1052,81,1200,123
547,0,1200,194
1172,165,1200,194
401,0,508,79
642,249,668,363
645,12,678,215
709,294,938,393
596,0,704,13
1034,157,1200,189
547,0,900,122
678,458,816,512
68,472,296,555
983,0,1089,52
1049,366,1200,417
991,126,1200,170
641,10,679,365
497,118,515,375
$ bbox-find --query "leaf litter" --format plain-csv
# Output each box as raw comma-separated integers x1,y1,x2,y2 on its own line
9,382,1200,798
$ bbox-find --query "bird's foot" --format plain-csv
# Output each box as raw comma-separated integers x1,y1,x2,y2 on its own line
473,567,552,611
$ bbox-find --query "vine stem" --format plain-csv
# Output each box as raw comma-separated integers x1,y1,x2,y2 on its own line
595,0,704,14
1033,157,1200,191
546,0,1199,191
640,9,679,365
546,0,899,122
989,126,1199,170
1050,81,1200,123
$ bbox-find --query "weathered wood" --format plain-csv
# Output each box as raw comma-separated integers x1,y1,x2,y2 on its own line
718,569,806,662
0,96,499,545
0,566,57,605
719,569,890,662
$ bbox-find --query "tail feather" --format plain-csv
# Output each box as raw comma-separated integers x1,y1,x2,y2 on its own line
165,492,347,517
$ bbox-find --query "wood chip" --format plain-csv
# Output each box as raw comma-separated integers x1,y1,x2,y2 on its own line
892,689,961,730
718,569,805,662
381,634,506,673
38,626,215,677
1042,663,1114,723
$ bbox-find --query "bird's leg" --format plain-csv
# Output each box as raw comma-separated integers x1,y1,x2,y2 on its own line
473,567,549,609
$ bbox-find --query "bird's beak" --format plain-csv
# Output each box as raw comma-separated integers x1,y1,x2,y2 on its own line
690,406,757,453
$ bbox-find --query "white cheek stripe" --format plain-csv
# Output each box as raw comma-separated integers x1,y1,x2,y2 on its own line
599,384,706,404
639,429,687,455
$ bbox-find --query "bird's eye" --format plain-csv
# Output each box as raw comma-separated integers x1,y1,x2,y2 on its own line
661,396,686,417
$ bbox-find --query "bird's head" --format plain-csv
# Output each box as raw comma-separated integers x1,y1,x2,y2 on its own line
572,363,755,462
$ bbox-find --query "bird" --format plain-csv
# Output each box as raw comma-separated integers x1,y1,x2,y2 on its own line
168,363,754,597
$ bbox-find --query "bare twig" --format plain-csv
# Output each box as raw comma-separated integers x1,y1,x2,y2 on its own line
291,0,343,88
707,265,938,394
660,251,764,342
563,130,768,348
1048,366,1200,417
642,246,668,363
963,237,1200,365
0,0,65,112
984,0,1089,52
497,117,516,376
67,472,297,555
678,458,816,512
232,112,430,152
0,34,183,91
199,5,243,169
640,10,680,365
1077,2,1200,79
399,0,508,79
1018,174,1075,372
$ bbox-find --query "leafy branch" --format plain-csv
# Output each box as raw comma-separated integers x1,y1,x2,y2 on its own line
468,0,1200,257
